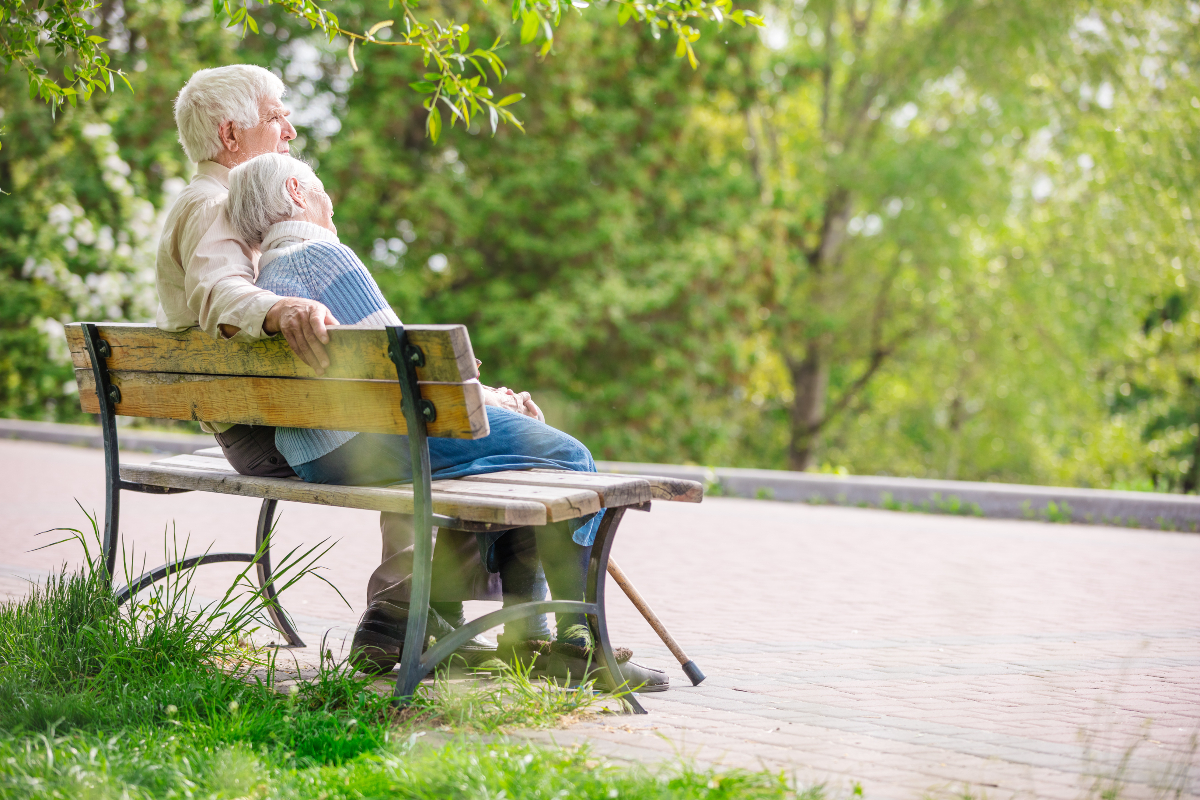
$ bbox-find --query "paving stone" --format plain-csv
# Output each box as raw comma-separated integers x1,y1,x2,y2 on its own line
2,439,1198,798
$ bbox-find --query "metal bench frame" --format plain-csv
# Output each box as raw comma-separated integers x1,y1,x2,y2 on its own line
81,321,648,713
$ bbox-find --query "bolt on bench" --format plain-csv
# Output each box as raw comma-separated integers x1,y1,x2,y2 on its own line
66,321,702,713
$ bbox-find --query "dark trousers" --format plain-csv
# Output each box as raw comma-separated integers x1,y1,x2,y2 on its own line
213,424,297,478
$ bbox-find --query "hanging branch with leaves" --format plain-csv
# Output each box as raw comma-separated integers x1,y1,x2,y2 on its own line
4,0,762,145
0,0,131,150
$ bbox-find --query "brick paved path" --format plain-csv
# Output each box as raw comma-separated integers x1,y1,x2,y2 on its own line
2,439,1197,798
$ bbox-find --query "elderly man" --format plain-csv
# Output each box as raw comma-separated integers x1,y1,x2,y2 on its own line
156,64,526,672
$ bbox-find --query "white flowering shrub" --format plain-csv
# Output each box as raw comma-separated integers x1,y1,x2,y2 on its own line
1,115,179,419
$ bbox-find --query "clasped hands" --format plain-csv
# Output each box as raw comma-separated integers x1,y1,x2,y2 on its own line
250,297,545,423
481,385,545,422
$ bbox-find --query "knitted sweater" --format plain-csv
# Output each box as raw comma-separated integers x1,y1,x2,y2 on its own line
254,220,400,467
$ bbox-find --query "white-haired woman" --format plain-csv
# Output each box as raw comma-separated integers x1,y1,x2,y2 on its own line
226,153,668,692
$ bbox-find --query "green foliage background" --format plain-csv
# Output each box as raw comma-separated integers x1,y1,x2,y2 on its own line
1,0,1197,492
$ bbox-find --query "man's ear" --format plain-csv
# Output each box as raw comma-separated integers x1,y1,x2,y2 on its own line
285,177,307,209
217,120,239,153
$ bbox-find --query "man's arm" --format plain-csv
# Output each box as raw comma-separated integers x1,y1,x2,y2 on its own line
184,203,336,373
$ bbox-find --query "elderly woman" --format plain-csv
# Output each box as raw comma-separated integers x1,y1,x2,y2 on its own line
226,153,667,692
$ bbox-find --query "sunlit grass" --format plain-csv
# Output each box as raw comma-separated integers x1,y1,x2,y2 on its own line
0,512,808,799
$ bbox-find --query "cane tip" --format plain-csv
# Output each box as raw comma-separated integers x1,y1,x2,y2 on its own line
681,660,706,686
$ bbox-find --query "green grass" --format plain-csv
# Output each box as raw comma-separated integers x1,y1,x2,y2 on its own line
0,729,808,799
0,515,811,798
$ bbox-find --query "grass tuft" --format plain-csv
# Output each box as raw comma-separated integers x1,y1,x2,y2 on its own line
404,655,613,732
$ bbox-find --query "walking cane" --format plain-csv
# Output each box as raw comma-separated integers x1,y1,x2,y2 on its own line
606,557,706,686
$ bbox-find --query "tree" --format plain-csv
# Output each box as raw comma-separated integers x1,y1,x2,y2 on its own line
306,5,771,462
708,0,1180,471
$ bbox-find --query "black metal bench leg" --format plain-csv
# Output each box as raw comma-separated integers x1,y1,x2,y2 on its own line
255,499,306,647
393,512,434,704
83,323,122,584
116,552,257,605
585,507,647,715
388,325,436,707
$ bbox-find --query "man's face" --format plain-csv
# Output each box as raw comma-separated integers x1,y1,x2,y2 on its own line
231,96,296,163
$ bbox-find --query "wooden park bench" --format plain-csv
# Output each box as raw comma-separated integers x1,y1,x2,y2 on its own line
66,321,702,713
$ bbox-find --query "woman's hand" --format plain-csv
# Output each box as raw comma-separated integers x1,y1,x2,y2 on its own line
482,386,545,422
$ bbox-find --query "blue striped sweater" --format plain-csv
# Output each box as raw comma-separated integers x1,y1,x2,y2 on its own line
254,221,400,467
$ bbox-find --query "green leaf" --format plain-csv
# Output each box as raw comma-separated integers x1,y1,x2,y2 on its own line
245,13,258,33
617,2,633,24
87,35,107,43
410,81,438,93
675,36,687,58
427,106,442,142
520,11,539,44
497,92,524,106
458,31,470,52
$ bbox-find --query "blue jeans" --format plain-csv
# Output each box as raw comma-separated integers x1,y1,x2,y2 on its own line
293,407,600,643
292,407,603,546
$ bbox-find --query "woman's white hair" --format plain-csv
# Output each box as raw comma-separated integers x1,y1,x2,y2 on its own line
227,153,321,246
174,65,286,163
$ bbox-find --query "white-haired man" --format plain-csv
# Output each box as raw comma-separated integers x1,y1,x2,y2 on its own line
156,65,502,670
157,64,333,476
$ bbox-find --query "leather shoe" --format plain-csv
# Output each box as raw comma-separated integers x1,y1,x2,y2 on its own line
349,600,497,675
544,641,669,693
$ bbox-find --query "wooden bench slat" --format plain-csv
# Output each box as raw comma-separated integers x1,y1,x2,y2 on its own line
123,461,548,526
427,480,602,522
150,454,282,473
78,369,488,439
591,471,704,503
66,323,477,383
461,471,651,507
189,449,700,503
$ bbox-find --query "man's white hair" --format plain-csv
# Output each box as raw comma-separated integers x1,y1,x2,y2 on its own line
174,65,286,163
227,153,321,246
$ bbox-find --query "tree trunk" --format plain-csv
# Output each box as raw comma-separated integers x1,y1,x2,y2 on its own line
1183,421,1200,494
788,341,830,471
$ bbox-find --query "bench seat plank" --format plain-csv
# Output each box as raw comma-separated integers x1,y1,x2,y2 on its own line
78,369,488,439
124,460,548,525
188,448,701,504
461,471,651,507
427,480,602,522
589,471,704,503
66,323,478,383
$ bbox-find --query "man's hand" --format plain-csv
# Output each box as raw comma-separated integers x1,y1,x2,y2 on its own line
264,297,339,375
483,386,545,422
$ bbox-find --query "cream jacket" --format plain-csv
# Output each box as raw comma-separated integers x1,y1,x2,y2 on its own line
154,161,282,433
154,160,280,341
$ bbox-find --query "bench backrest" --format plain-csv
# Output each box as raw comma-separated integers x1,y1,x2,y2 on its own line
65,323,489,439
